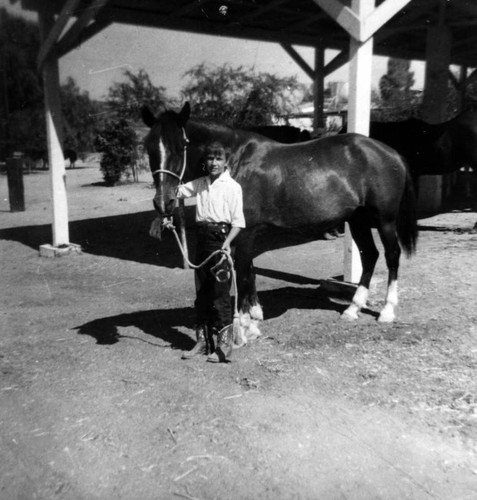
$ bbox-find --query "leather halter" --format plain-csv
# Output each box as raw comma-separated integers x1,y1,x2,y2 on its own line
150,128,189,183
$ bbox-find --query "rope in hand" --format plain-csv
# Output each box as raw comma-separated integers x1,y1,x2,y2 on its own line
162,217,245,347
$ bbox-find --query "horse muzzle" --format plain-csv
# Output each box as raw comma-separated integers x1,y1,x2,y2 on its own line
153,195,176,218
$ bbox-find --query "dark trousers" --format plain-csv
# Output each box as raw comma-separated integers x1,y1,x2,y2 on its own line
195,223,232,331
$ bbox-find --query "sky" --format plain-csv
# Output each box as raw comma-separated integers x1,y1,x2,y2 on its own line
3,0,425,102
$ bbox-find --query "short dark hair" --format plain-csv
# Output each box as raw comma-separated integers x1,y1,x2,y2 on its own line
204,140,230,161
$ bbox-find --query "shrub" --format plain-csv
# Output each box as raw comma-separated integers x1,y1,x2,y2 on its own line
94,119,137,185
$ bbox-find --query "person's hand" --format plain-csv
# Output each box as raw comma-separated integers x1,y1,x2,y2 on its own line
221,241,231,254
149,216,163,240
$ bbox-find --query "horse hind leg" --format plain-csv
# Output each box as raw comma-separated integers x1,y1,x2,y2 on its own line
239,285,263,341
234,233,263,342
376,220,401,323
342,216,379,321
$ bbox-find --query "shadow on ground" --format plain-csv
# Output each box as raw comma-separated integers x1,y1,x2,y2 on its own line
73,306,196,348
73,285,365,347
0,210,187,267
0,205,343,268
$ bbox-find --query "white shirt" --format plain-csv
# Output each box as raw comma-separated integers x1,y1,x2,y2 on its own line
175,170,246,228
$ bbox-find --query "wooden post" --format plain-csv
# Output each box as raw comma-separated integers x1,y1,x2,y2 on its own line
343,0,374,283
314,0,411,283
419,14,452,213
6,158,25,212
313,46,326,132
39,8,70,247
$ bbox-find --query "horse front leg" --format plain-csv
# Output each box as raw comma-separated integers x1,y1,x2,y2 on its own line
234,232,263,341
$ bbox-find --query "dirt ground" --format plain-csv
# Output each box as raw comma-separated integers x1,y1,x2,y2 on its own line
1,163,477,500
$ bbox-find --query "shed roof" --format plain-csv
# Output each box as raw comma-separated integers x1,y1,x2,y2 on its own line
19,0,477,68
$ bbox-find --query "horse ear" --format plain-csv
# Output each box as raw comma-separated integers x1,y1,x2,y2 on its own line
141,106,156,128
178,102,191,126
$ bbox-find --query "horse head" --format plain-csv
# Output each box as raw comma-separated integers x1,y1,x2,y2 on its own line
142,103,191,219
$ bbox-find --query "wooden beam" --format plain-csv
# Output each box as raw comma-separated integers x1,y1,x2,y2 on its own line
324,49,349,77
344,0,374,283
312,0,361,41
38,6,69,246
280,43,314,79
108,7,333,48
37,0,81,69
419,23,451,213
58,17,112,57
313,47,325,130
55,0,110,59
362,0,412,40
315,0,411,41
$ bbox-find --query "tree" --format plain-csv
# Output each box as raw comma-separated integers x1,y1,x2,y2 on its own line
61,77,103,153
378,58,419,120
181,63,305,127
0,8,45,158
380,58,414,101
1,10,103,161
107,68,170,122
94,119,138,185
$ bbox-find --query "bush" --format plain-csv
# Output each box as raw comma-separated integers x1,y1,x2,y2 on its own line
94,119,137,185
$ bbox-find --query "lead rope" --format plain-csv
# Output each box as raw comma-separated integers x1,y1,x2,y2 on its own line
162,218,246,348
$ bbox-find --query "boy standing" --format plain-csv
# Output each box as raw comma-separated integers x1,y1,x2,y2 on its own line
175,141,245,363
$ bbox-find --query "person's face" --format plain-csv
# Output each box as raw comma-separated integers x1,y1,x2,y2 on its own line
205,148,227,180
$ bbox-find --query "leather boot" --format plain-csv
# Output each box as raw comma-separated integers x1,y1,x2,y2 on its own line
207,324,233,363
182,325,208,359
206,325,216,355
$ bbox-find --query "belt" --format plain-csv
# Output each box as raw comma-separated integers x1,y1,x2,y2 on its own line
197,221,231,232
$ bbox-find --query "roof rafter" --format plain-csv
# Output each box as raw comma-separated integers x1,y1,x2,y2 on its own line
57,15,112,57
37,0,82,69
55,0,111,59
18,0,477,70
107,6,333,47
281,43,314,79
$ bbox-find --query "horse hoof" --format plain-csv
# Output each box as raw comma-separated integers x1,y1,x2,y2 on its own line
246,321,261,341
378,313,395,323
341,309,359,321
233,325,247,348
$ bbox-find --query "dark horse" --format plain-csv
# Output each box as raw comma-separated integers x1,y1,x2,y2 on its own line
142,103,418,340
245,125,312,144
64,149,78,168
368,108,477,179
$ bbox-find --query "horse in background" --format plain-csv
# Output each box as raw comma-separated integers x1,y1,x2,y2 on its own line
367,108,477,197
245,125,312,143
24,149,48,170
22,148,78,170
64,149,78,168
142,103,418,341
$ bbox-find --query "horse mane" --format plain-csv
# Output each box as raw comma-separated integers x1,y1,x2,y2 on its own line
188,116,234,132
186,117,277,148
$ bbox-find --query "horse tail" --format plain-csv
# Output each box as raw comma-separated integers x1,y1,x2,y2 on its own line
397,163,418,256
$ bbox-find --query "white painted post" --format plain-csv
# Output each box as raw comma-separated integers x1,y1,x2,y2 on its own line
39,9,70,248
344,0,374,283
